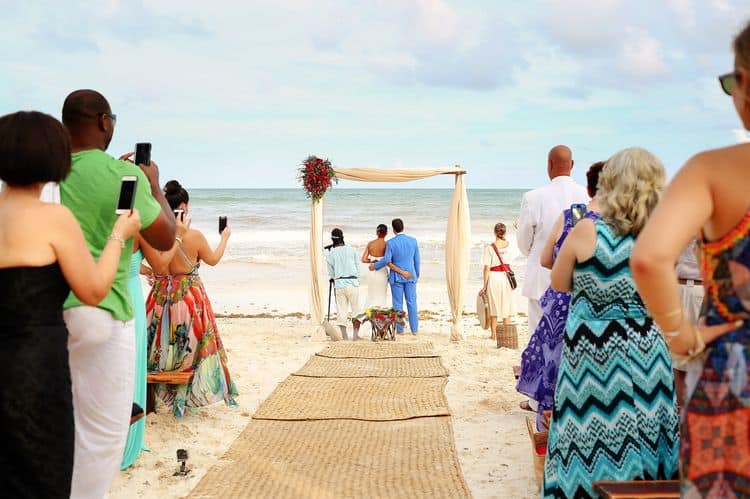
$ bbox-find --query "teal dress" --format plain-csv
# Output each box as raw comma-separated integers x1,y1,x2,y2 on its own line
121,250,147,469
542,220,678,498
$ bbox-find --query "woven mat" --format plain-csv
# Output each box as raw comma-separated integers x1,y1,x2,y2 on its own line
188,417,471,499
253,376,450,421
295,355,448,378
316,341,437,359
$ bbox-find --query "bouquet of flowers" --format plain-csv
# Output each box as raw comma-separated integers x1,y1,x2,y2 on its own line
298,155,337,201
356,308,407,340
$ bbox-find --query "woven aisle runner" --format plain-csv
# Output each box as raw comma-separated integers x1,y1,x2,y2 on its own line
295,355,449,378
253,376,450,421
188,342,471,498
316,341,438,359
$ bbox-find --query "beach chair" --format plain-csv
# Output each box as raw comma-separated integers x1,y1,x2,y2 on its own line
145,371,194,413
592,480,680,498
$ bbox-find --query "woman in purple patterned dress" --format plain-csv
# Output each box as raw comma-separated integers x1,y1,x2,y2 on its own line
516,162,603,429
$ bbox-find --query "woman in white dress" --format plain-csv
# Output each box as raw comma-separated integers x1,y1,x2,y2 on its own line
362,224,409,307
481,223,516,339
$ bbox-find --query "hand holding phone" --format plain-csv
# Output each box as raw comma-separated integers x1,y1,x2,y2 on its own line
116,176,138,214
219,216,228,235
113,208,142,240
134,143,152,167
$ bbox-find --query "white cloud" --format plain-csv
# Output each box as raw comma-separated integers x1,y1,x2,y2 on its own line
668,0,696,28
620,30,669,78
734,129,750,142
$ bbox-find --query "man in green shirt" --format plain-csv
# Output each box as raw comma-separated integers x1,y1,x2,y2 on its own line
60,89,176,498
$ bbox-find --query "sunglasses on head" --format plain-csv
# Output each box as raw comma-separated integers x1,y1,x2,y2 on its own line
719,71,739,96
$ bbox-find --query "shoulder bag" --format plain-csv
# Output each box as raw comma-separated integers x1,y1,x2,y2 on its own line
492,243,517,290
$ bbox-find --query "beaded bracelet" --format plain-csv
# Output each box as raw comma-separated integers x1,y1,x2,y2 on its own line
107,233,125,249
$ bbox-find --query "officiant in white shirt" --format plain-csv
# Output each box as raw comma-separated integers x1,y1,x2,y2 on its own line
516,145,589,336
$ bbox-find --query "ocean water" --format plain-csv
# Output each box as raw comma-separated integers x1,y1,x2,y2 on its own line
188,188,527,268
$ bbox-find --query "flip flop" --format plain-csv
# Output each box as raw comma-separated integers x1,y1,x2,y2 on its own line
519,400,535,412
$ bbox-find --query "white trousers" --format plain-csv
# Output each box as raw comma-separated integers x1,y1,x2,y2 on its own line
673,283,705,372
65,307,135,499
526,298,543,336
335,286,360,326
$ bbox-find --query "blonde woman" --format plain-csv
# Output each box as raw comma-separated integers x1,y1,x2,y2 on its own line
543,148,678,498
480,222,515,339
631,21,750,497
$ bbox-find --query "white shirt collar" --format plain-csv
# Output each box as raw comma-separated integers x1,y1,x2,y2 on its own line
551,175,574,183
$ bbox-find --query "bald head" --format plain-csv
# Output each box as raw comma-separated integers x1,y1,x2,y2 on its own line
62,89,114,151
547,145,573,179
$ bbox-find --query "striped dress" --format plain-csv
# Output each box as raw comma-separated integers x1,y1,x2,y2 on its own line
542,220,679,498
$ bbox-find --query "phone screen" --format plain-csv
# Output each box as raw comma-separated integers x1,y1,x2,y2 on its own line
219,216,227,234
117,178,137,212
571,204,586,224
135,143,152,166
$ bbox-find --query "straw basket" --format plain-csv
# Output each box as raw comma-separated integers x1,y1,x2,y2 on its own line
525,416,548,486
496,324,518,349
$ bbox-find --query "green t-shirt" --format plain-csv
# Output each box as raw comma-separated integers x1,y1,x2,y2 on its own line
61,149,162,320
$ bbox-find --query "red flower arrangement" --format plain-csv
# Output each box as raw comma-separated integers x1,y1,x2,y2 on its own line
298,156,337,201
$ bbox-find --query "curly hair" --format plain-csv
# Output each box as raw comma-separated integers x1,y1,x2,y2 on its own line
597,147,665,237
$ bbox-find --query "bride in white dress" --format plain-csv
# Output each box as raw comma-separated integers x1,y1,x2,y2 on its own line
362,224,390,307
361,224,410,308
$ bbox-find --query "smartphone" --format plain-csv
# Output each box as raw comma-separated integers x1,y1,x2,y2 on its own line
173,209,184,221
219,216,228,234
116,176,138,214
571,203,586,225
134,143,152,166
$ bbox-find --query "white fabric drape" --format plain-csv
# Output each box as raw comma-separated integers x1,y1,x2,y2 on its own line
333,168,454,183
309,197,327,341
308,166,470,342
445,174,470,341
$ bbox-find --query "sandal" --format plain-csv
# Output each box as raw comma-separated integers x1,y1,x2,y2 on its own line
519,400,535,412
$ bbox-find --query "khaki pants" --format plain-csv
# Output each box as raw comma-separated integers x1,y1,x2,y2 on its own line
335,286,360,326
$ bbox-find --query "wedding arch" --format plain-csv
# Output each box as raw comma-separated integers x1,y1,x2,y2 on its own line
307,166,471,342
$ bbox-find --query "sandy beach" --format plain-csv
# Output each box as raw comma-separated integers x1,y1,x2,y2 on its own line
109,262,538,499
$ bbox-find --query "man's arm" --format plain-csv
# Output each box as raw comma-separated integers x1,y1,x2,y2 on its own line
326,252,335,278
135,161,176,250
516,194,535,256
414,240,420,280
373,242,393,271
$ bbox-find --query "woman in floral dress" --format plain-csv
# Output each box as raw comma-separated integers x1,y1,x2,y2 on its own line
146,180,237,417
632,21,750,497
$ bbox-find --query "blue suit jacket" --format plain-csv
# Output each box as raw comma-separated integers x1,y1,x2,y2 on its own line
374,233,420,284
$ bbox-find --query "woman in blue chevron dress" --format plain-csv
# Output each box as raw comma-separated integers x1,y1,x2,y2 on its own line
542,148,679,498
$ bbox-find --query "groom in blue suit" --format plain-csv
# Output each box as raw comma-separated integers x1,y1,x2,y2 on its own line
371,218,420,334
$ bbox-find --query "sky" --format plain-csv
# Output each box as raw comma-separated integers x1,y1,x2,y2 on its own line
1,0,748,189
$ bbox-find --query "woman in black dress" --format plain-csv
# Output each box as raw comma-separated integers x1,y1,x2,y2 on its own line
0,111,141,497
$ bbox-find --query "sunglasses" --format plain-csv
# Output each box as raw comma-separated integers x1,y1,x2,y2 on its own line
719,71,738,96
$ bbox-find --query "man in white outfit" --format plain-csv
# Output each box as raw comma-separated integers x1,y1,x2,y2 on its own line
517,144,588,345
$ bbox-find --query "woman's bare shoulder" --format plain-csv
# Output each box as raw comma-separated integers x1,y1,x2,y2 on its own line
38,203,77,228
686,143,750,169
